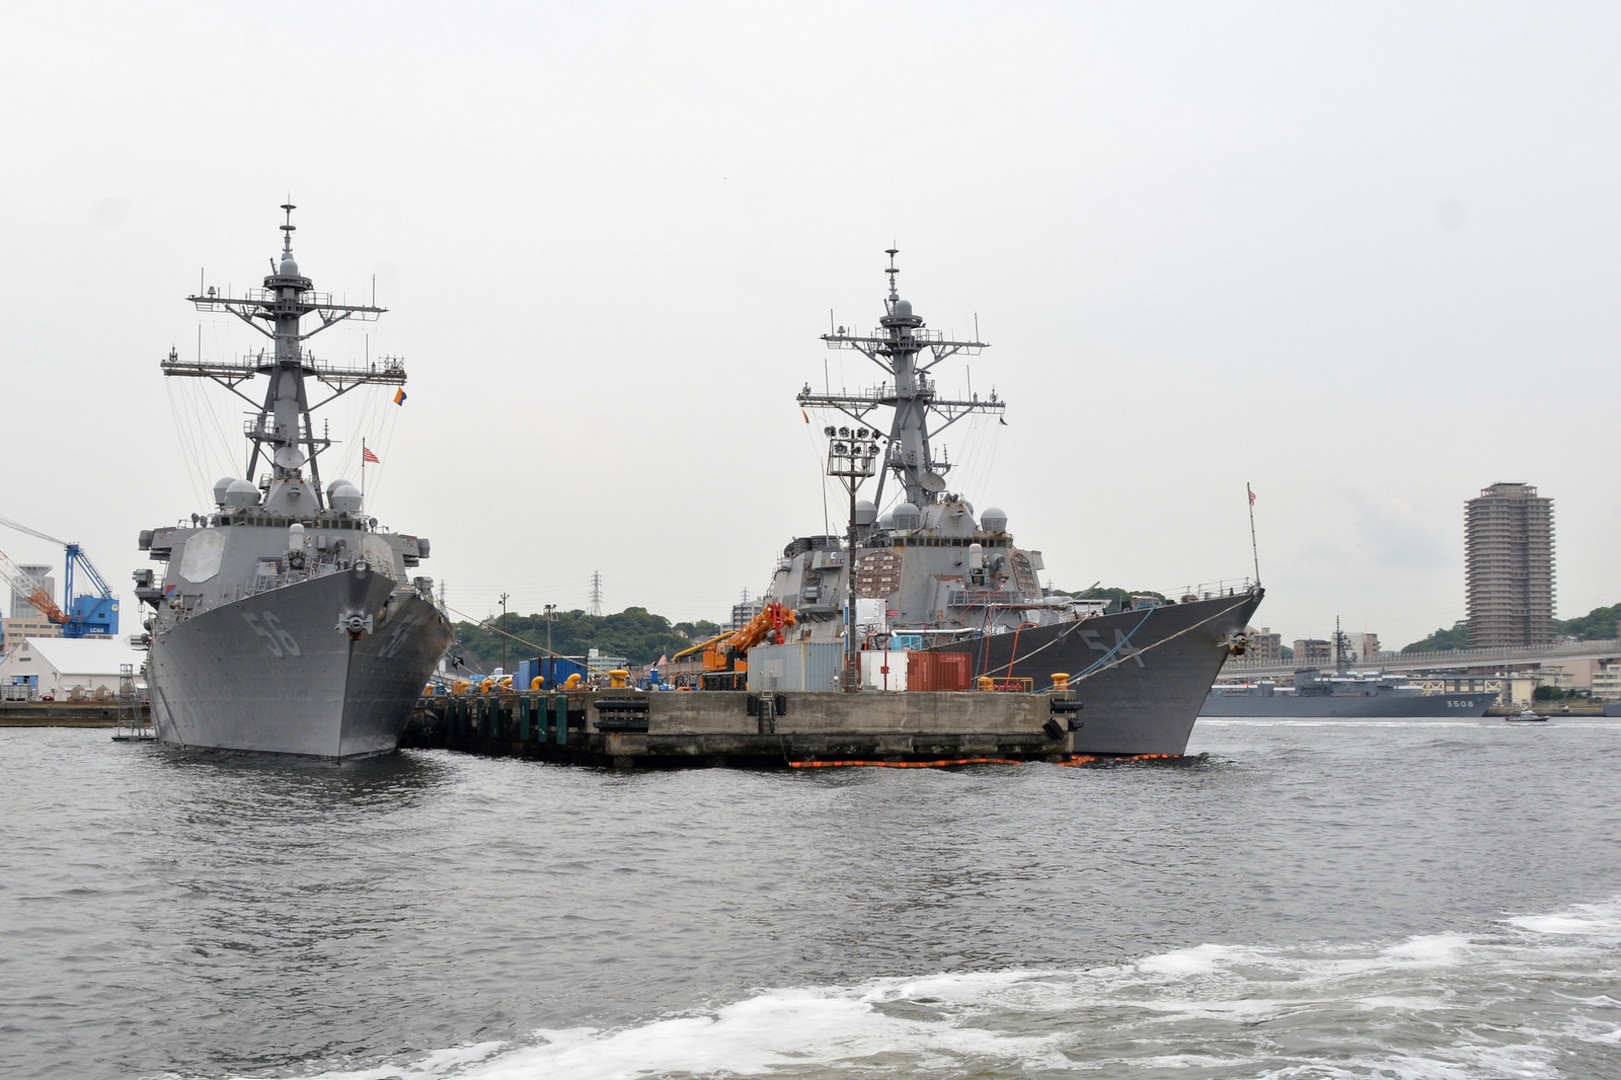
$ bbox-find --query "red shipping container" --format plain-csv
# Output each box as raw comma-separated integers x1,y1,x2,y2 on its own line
907,651,971,691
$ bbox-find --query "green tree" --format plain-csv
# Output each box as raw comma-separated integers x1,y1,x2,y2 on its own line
1402,620,1469,653
1557,603,1621,641
1398,604,1621,654
1049,585,1168,613
448,606,714,672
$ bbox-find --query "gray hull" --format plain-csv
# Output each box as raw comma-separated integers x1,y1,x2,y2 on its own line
1199,691,1497,718
148,571,452,759
933,588,1264,756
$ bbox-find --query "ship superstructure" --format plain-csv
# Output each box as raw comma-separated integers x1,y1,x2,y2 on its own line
770,252,1264,755
136,206,451,759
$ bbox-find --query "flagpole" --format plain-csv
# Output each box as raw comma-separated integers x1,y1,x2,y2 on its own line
1246,482,1261,586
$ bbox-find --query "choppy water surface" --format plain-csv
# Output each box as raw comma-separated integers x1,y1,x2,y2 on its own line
2,717,1618,1079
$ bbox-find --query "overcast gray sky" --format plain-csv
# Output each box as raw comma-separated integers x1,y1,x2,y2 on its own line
5,1,1618,650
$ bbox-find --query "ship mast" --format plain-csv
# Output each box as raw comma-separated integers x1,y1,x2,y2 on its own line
800,250,1002,510
161,203,405,512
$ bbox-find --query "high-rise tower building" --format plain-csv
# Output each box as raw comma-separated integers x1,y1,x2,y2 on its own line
1465,482,1555,649
8,566,56,621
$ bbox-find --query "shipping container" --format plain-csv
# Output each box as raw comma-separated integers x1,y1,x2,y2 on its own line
907,651,971,692
747,640,846,692
517,656,591,690
859,650,908,691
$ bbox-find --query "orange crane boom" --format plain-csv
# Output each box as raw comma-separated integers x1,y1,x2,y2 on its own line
702,602,797,673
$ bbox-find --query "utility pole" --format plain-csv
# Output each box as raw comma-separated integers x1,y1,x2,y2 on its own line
499,592,510,675
544,603,556,685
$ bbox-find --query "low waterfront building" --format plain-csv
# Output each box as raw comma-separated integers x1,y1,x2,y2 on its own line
1293,639,1333,667
1343,632,1380,664
1245,627,1283,666
1592,660,1621,702
0,637,145,700
730,598,766,630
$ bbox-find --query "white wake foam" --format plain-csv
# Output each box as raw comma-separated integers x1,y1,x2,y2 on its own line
273,897,1621,1080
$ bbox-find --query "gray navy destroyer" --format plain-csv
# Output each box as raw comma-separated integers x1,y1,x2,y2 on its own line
135,206,452,759
767,252,1264,756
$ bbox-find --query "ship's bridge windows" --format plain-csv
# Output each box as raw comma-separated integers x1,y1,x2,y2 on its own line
889,535,1005,548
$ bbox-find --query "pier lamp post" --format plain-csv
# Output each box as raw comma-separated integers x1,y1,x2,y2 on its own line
825,426,879,692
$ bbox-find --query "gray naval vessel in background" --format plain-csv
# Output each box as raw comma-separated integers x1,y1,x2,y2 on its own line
135,206,452,759
1200,670,1496,718
769,252,1264,757
1201,626,1496,717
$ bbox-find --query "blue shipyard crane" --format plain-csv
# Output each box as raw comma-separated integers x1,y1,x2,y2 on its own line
0,516,120,637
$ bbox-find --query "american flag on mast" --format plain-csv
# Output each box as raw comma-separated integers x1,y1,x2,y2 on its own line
363,446,381,464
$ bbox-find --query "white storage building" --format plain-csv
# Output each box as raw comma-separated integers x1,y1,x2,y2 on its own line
0,638,145,700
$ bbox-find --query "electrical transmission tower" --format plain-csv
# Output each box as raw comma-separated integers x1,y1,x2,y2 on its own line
588,571,603,618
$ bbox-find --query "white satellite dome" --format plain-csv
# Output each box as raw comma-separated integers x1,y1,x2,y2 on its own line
327,480,363,514
224,479,260,509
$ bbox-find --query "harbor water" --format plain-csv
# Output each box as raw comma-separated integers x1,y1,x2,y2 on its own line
3,716,1618,1079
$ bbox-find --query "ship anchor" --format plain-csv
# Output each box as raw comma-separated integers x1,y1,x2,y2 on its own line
339,613,375,640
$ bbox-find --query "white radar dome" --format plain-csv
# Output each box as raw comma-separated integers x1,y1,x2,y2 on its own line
894,502,923,530
981,507,1008,534
213,477,236,507
327,481,363,514
224,479,260,508
854,499,877,526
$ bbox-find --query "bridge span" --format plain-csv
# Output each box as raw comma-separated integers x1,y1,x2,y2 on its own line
1223,639,1621,681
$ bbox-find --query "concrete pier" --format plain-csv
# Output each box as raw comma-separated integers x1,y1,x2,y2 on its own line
0,701,149,728
399,688,1155,769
